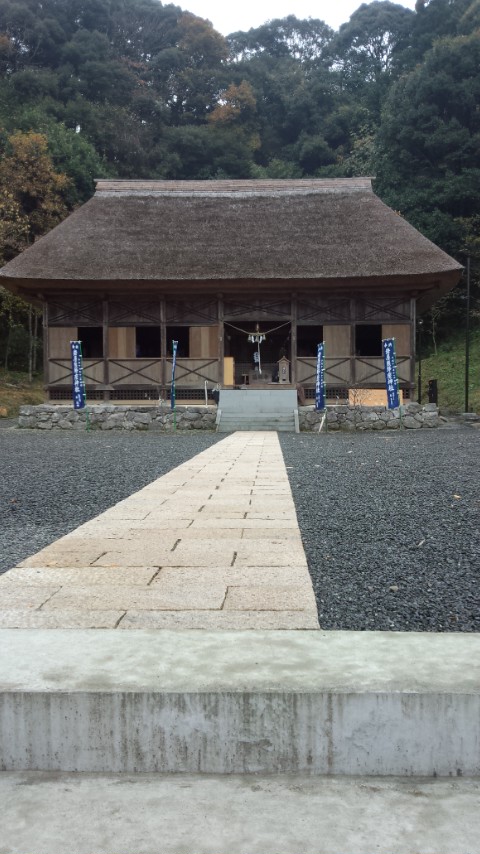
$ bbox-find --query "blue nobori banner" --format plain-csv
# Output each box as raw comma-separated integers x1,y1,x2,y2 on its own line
170,339,178,409
70,341,86,410
315,342,326,411
383,338,400,409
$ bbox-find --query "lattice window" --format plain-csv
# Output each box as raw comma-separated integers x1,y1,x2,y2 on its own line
224,297,291,322
297,296,350,324
109,299,161,324
49,389,104,401
166,298,218,324
110,389,160,401
48,298,103,325
304,387,349,401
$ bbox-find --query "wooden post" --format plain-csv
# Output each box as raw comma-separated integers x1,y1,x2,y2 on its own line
350,298,356,386
102,298,109,400
218,293,224,386
291,292,297,385
42,301,49,397
410,296,417,393
160,295,166,391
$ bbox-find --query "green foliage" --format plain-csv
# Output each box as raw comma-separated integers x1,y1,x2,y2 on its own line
418,326,480,412
0,0,478,365
375,29,480,259
228,15,334,63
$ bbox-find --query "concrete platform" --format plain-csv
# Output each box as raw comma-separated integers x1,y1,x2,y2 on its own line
1,771,480,854
1,430,479,851
1,629,479,776
0,432,318,630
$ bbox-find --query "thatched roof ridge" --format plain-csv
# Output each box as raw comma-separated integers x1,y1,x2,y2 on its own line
0,178,462,286
94,178,375,195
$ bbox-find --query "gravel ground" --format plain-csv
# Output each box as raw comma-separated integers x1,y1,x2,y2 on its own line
280,426,480,632
1,423,479,632
0,428,221,573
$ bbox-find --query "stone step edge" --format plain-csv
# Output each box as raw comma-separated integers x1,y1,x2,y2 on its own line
1,629,479,776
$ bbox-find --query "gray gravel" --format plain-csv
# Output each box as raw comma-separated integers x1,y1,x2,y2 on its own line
0,429,221,573
1,424,479,632
279,427,480,632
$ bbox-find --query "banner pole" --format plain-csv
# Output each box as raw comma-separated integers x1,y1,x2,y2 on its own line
171,340,178,432
79,341,90,432
315,341,326,420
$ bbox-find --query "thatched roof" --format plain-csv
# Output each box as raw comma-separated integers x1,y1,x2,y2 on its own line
0,179,462,293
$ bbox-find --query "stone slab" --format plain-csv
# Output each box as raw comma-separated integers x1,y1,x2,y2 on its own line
118,611,321,629
0,567,158,585
0,586,61,608
154,566,312,586
223,585,317,611
1,771,479,854
0,610,124,628
42,584,227,611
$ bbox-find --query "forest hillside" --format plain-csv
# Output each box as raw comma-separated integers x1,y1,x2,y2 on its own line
0,0,478,376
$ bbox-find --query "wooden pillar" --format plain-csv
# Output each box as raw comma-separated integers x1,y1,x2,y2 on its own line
350,297,356,385
102,298,109,400
218,293,224,386
410,296,417,391
291,292,297,385
160,295,166,389
42,301,49,395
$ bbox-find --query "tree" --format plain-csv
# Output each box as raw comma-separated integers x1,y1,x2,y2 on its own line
0,190,29,265
228,15,334,64
408,0,480,65
328,1,415,115
376,30,480,340
376,31,480,228
0,131,71,374
162,13,228,123
0,131,71,239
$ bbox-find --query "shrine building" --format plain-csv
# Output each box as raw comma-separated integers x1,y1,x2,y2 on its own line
0,178,462,405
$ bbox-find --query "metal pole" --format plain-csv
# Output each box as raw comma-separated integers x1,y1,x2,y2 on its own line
465,255,471,413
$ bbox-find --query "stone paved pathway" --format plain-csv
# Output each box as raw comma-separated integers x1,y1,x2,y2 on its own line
0,432,319,629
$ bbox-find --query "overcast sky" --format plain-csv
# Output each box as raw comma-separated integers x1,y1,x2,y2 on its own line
182,0,417,35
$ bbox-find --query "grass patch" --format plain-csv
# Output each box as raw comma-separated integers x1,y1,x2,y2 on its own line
418,326,480,412
0,369,45,417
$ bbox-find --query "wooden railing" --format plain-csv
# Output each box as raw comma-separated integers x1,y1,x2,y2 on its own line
49,359,103,386
166,358,219,387
108,359,161,385
48,355,411,389
296,356,412,386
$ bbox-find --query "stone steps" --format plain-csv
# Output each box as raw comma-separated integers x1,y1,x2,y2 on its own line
1,770,479,854
217,412,296,432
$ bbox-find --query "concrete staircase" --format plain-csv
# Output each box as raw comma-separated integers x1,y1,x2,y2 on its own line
217,411,296,431
217,387,298,432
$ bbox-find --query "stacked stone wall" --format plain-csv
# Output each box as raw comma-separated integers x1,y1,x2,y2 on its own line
18,402,440,431
300,402,440,431
18,404,217,431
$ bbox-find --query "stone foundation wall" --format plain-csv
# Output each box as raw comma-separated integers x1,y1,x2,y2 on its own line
299,402,440,431
18,404,217,431
18,402,440,432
